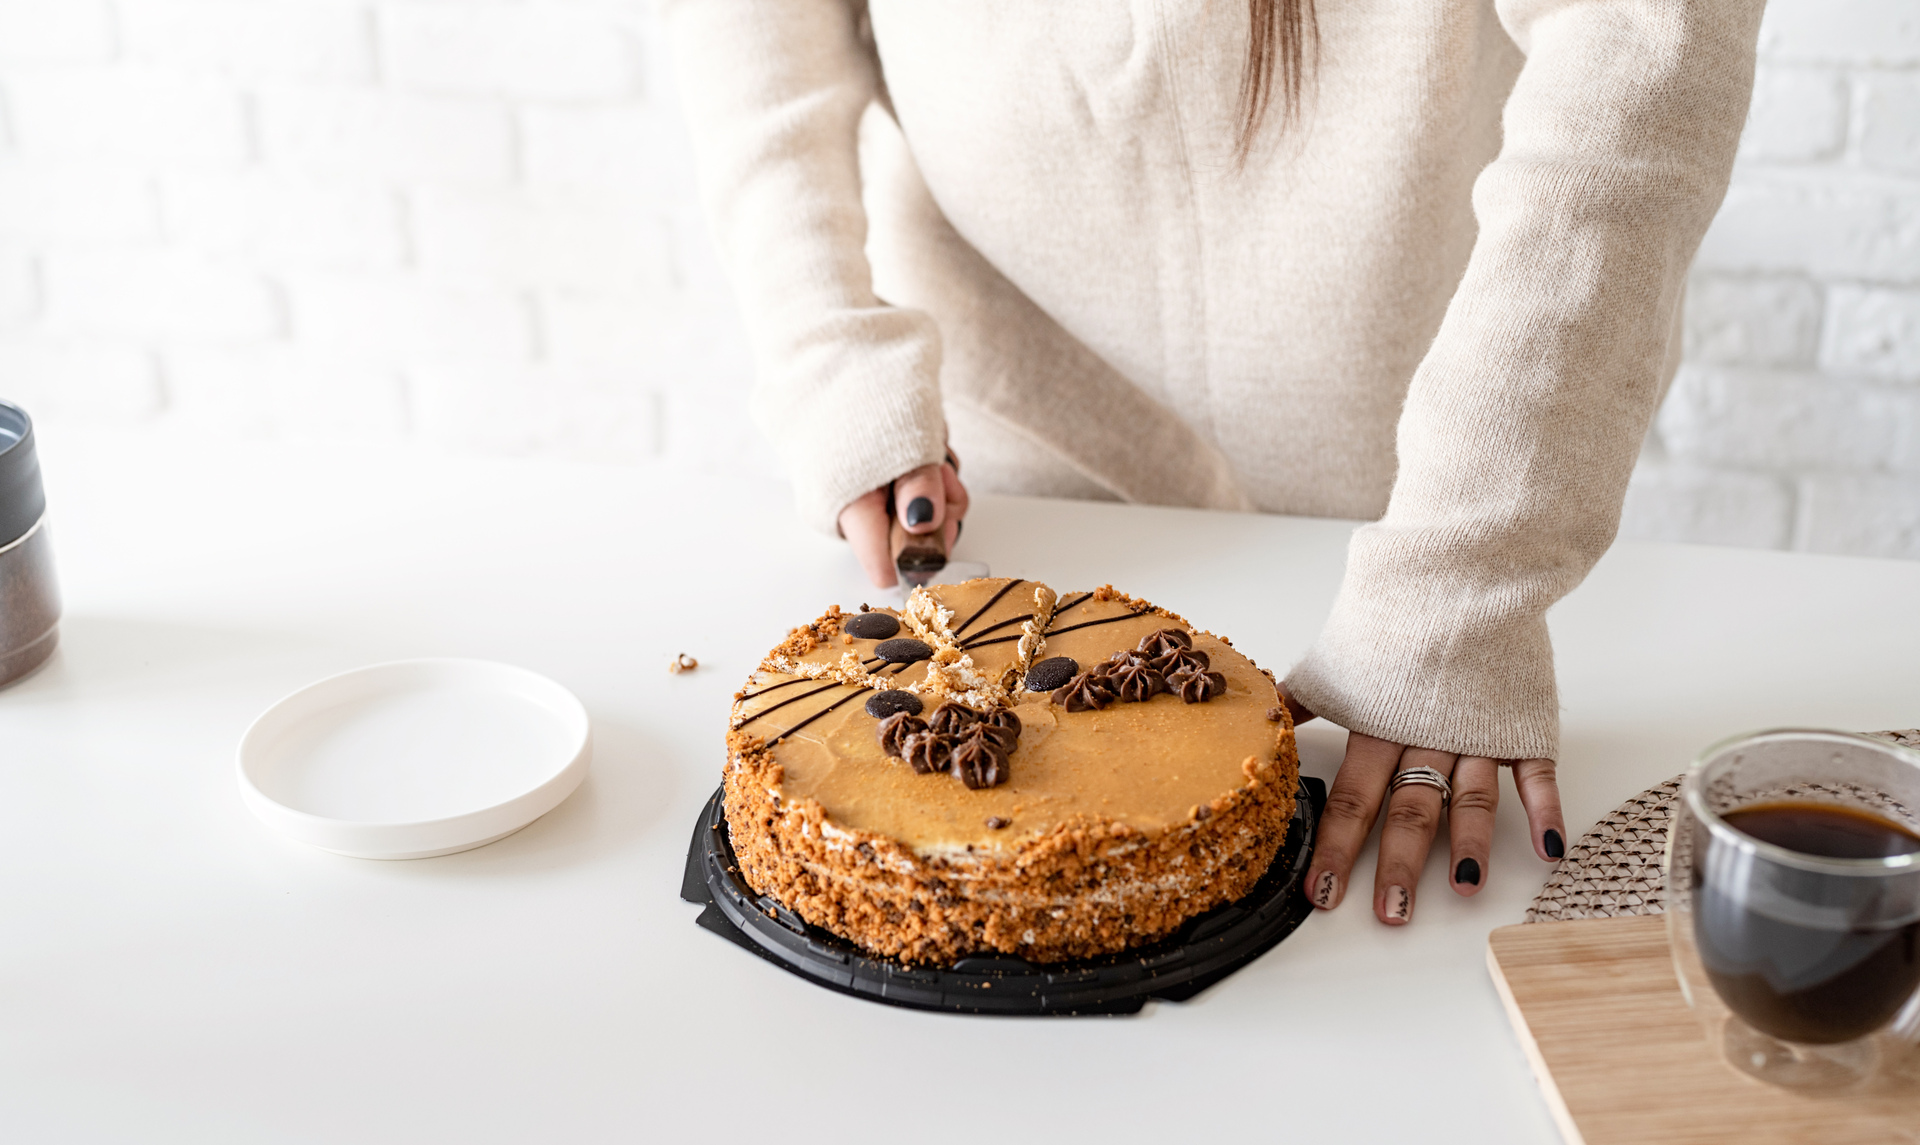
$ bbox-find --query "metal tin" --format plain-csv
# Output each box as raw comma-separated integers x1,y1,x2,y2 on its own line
0,401,59,689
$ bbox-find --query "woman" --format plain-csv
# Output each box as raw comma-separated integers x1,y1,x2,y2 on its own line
666,0,1762,925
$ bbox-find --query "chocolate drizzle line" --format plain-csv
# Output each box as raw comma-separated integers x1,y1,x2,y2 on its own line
766,688,864,746
767,660,915,746
732,680,843,730
738,654,885,703
960,589,1099,649
735,675,812,700
735,657,907,730
965,609,1142,650
951,578,1024,639
958,612,1030,647
1039,612,1144,640
1053,592,1094,616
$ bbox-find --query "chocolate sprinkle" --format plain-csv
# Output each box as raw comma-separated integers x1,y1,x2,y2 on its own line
986,816,1010,830
844,611,901,640
1024,655,1078,692
865,689,923,719
873,637,933,664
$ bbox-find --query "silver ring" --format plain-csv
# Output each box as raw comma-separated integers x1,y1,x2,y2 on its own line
1388,765,1453,809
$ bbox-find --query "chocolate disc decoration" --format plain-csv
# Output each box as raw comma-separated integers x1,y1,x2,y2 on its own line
865,689,923,719
1024,656,1078,692
845,611,901,640
873,637,933,664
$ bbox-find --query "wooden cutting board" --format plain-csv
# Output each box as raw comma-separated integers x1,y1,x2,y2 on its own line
1487,916,1920,1145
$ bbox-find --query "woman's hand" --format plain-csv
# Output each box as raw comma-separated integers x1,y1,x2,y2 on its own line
837,451,970,589
1280,688,1567,925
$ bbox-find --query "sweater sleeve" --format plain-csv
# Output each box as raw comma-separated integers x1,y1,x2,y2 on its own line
1283,0,1763,760
664,0,946,534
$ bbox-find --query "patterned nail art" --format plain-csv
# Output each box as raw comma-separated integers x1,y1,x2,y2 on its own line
1384,885,1411,922
1311,870,1337,909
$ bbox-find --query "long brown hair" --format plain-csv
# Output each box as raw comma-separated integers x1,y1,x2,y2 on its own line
1237,0,1317,161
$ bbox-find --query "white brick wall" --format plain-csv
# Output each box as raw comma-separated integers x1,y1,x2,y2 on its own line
0,0,754,468
0,0,1914,558
1624,0,1920,559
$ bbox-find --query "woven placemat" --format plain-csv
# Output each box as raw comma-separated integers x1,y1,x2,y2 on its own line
1525,728,1920,923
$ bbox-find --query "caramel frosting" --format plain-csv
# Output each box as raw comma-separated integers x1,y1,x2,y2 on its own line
731,579,1283,853
723,579,1300,964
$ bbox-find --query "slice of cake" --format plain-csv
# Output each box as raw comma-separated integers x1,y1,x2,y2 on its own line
724,578,1299,964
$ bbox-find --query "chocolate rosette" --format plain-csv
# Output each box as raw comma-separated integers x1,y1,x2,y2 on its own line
1105,652,1168,703
950,725,1010,789
901,729,954,774
982,707,1022,746
1169,667,1229,703
926,703,982,737
877,711,928,757
1052,670,1116,712
1136,628,1192,660
1152,646,1211,677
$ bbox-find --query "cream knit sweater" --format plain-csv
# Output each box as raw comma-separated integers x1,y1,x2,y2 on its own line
666,0,1762,760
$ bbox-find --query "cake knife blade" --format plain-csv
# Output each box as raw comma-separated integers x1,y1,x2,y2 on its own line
890,513,947,589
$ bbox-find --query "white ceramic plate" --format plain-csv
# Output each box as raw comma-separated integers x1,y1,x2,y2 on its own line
237,659,591,859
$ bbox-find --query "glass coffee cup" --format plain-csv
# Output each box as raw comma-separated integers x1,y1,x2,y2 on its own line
1664,729,1920,1091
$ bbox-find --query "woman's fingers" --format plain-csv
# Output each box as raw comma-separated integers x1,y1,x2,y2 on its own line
1509,758,1568,861
1273,683,1317,726
1447,756,1501,897
1372,747,1456,925
837,454,969,589
1306,732,1404,912
940,454,969,550
893,464,947,535
836,488,896,589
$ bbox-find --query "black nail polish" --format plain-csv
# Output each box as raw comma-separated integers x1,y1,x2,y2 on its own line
955,519,963,539
1454,857,1481,886
1544,829,1565,859
905,496,934,527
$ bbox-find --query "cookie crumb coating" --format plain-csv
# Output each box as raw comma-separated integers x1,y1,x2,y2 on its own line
725,579,1299,965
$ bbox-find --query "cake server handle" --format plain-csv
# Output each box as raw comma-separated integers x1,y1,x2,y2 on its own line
888,488,948,589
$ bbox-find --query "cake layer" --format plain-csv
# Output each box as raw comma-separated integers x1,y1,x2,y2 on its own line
724,579,1299,964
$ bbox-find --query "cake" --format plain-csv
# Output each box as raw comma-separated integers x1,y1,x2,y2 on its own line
724,578,1300,965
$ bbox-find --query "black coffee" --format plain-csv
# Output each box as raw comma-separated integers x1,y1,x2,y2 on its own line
1696,802,1920,1045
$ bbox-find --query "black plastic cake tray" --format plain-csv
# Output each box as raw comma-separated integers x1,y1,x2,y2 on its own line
679,776,1324,1016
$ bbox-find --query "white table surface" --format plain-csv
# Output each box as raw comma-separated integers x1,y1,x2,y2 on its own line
4,427,1918,1144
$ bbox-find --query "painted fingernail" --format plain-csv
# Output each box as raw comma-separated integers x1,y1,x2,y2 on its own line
1454,857,1481,886
1311,870,1338,909
955,519,963,540
1384,885,1411,923
905,497,934,527
1544,829,1565,859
